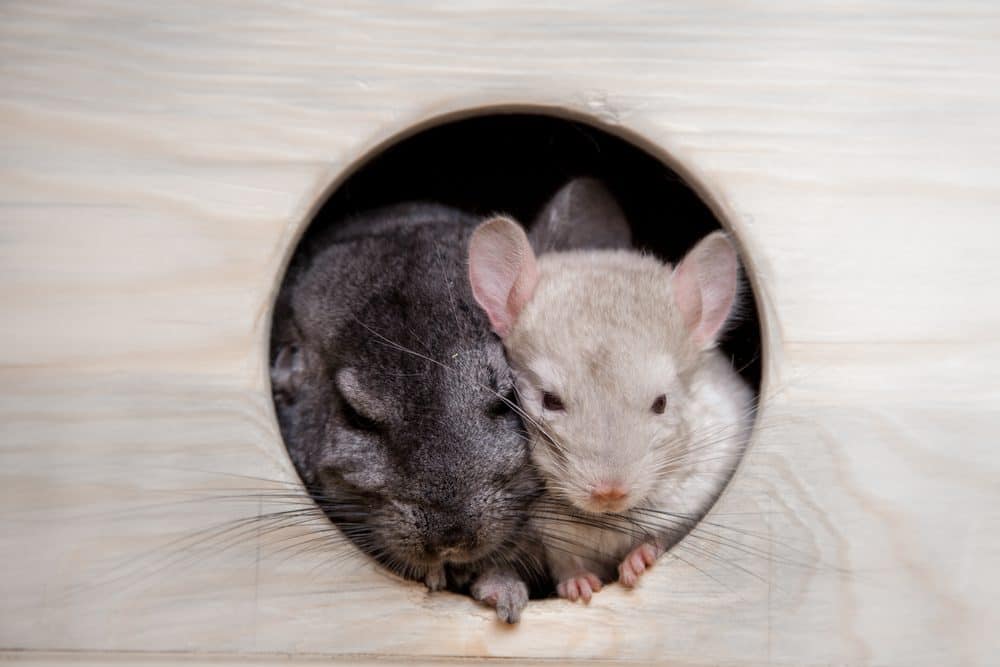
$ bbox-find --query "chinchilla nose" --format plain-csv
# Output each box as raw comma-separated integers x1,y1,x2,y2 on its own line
426,522,477,555
590,481,629,507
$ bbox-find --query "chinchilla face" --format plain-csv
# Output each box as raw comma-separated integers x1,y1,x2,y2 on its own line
317,337,536,574
468,211,746,521
272,211,540,582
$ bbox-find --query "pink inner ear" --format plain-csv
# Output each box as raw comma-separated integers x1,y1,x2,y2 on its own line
672,266,703,334
468,218,538,337
671,232,738,349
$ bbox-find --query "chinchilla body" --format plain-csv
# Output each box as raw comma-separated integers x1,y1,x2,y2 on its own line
271,203,545,621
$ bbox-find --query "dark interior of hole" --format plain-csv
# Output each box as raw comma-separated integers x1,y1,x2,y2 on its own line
298,113,761,388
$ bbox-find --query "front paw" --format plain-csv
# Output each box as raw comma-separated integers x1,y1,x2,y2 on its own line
424,565,447,592
618,542,662,587
556,572,603,603
471,569,529,624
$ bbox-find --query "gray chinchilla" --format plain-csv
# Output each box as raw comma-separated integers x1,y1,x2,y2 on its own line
271,202,547,623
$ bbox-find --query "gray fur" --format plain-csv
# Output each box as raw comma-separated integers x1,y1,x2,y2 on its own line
529,177,632,253
271,203,544,621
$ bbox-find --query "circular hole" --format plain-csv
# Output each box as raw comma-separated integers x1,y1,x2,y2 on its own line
270,111,762,603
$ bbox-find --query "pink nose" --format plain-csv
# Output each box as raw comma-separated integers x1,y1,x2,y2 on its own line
590,483,628,504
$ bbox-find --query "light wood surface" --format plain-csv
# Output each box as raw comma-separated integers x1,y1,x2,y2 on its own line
2,1,999,665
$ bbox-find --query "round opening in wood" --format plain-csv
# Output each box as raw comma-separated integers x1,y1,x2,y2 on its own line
269,111,763,616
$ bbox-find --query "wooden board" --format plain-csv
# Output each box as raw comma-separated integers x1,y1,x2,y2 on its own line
2,1,998,664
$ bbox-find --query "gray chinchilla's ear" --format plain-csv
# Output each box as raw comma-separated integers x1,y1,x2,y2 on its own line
528,177,632,253
271,343,306,396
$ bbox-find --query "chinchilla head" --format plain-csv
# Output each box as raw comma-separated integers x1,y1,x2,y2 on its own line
271,207,540,582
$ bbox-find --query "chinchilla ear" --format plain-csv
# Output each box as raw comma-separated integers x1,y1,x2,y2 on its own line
468,216,539,338
528,177,632,252
271,342,306,396
670,231,740,350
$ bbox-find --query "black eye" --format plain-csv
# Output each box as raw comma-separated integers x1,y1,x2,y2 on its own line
340,399,381,432
651,394,667,414
487,389,516,418
542,392,565,412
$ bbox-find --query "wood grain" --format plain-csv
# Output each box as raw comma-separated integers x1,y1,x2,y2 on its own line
2,1,999,664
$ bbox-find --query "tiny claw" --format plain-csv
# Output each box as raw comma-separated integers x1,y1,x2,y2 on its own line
557,578,577,601
618,542,662,588
578,578,594,602
424,565,447,592
557,572,603,603
471,569,529,624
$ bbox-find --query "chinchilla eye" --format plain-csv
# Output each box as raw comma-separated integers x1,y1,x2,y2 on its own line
341,399,382,432
542,391,565,412
651,394,667,414
487,388,516,418
334,368,391,433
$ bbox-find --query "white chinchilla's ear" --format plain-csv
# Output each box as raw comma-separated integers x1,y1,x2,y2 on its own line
468,217,539,338
671,231,740,350
529,177,632,253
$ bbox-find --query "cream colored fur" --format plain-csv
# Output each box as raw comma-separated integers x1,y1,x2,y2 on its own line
505,249,754,586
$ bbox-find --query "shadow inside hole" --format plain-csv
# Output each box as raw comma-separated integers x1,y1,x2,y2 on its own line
298,113,761,388
272,111,763,602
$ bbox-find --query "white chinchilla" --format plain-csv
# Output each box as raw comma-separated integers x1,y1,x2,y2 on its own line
467,180,754,602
